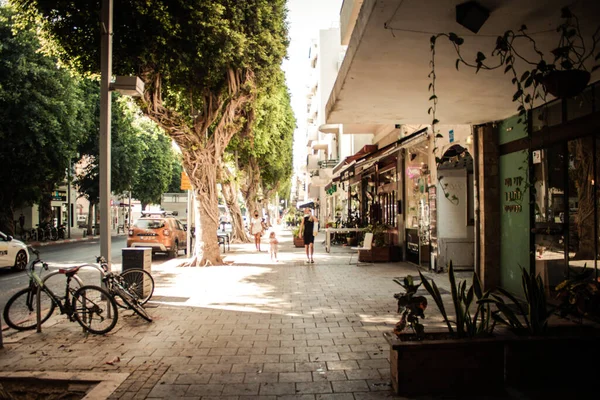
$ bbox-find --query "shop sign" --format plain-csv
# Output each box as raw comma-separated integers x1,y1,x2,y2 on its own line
504,176,524,213
406,166,421,179
341,167,354,181
52,190,66,201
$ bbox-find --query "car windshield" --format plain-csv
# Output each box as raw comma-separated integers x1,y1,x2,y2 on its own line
134,219,165,229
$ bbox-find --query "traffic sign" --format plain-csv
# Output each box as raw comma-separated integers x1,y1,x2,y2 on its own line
181,171,192,190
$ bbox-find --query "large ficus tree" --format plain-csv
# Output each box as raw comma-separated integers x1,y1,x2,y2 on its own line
13,0,289,265
232,71,295,231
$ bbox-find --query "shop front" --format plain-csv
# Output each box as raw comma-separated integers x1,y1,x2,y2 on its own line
404,138,431,266
498,82,600,295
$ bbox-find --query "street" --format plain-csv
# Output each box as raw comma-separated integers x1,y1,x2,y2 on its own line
0,236,173,315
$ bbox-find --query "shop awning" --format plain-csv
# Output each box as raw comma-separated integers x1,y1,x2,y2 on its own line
332,144,378,175
297,200,315,209
355,127,429,168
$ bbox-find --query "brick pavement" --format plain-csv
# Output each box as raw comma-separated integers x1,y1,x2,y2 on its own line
0,226,456,399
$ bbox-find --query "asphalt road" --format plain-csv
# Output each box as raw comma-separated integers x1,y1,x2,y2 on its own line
0,236,172,316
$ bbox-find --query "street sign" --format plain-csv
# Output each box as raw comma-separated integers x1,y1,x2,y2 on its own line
181,171,192,190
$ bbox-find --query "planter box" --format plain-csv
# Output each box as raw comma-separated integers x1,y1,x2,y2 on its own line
504,325,600,390
358,246,401,262
384,331,506,396
293,237,304,247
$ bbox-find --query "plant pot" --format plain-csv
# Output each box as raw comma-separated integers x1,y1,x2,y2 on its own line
384,331,507,396
346,237,358,246
540,69,590,99
358,246,401,262
293,236,304,247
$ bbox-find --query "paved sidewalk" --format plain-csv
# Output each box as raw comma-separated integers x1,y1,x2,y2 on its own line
0,226,461,399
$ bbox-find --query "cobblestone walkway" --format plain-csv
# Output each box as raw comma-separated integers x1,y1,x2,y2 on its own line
0,227,457,399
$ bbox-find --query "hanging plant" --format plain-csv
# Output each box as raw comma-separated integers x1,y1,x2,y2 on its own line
429,7,599,127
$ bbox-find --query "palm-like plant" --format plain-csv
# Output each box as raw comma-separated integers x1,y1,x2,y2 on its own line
418,261,496,338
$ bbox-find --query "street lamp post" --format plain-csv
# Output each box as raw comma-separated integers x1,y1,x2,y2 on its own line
99,0,113,269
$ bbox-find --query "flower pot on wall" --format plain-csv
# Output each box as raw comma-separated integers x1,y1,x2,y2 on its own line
540,69,590,99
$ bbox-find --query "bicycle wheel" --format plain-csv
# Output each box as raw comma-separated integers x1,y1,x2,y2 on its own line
115,286,152,322
119,269,154,305
3,287,56,330
72,285,118,335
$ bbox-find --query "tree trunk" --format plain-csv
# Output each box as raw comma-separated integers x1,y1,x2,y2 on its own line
139,68,255,266
219,163,250,243
185,148,222,266
86,201,95,236
0,200,15,236
39,183,54,225
241,157,261,218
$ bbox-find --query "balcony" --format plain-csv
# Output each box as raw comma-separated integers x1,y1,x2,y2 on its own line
318,159,339,169
340,0,364,46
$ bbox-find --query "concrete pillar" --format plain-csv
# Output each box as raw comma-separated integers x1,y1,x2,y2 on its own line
477,125,501,290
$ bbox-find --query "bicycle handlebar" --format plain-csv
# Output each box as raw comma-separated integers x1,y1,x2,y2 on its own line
95,255,109,271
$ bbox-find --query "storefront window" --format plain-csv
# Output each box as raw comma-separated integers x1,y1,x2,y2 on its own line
534,135,599,290
377,163,398,227
405,145,429,230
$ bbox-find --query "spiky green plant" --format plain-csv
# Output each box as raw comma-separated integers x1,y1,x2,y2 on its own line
419,261,496,338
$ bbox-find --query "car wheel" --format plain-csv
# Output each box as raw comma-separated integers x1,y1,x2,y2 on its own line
13,250,28,271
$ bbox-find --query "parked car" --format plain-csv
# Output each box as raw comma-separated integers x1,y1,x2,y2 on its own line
126,211,187,258
0,230,29,270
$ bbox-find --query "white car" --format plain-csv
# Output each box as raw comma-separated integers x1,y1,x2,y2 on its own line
0,231,29,271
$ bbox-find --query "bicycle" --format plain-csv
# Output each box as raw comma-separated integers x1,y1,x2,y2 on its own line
96,256,153,322
3,248,119,335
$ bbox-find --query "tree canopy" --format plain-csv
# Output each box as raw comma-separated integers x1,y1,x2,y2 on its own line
0,5,86,233
12,0,290,265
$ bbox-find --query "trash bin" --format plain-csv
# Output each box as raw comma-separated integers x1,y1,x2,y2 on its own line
121,247,152,298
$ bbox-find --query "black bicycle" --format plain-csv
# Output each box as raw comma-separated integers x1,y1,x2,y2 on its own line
3,248,119,335
96,256,153,322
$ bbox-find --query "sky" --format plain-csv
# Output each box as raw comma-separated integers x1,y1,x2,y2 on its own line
282,0,343,169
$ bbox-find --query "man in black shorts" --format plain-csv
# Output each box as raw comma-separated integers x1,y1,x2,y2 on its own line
299,208,317,263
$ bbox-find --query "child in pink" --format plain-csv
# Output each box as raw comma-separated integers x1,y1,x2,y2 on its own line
269,231,279,262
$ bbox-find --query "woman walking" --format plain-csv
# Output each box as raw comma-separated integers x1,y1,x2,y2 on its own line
250,211,265,251
298,208,317,263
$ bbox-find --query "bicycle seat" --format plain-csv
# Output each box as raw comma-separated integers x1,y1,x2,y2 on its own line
58,266,82,276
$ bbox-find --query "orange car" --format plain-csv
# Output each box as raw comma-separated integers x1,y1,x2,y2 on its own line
127,212,187,258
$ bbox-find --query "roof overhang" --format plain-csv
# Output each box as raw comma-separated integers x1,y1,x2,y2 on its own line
326,0,600,126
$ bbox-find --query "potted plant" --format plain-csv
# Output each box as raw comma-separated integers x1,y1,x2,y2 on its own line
291,226,304,247
384,262,505,396
554,264,600,322
358,223,399,262
392,276,427,339
427,6,600,174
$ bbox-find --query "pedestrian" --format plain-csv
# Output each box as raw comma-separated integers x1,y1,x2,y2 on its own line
250,211,264,251
298,207,317,264
268,231,279,262
18,213,25,235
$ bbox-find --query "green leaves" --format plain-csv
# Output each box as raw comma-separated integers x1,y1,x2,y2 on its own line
419,261,496,338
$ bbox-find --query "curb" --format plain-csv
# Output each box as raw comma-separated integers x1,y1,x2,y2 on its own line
27,233,127,247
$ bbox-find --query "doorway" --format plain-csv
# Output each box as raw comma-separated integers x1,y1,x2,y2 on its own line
436,145,475,270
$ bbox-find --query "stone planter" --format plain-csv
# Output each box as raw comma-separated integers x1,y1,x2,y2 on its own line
383,331,506,396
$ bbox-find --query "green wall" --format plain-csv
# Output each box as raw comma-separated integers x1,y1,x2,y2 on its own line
499,116,530,295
